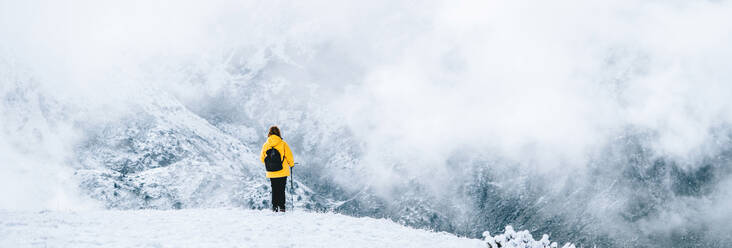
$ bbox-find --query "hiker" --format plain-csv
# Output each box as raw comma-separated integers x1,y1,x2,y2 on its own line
260,126,294,212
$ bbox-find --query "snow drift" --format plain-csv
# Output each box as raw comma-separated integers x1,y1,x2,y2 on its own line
0,209,484,248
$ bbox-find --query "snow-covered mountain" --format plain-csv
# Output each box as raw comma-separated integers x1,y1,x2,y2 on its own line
3,0,732,247
73,91,265,209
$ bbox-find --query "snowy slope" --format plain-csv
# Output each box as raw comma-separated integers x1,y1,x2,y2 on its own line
72,91,267,209
71,90,318,211
0,209,484,248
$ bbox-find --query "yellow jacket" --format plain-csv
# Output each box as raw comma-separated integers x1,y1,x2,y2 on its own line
260,135,294,178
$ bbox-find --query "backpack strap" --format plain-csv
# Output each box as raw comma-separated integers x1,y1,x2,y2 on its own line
271,141,286,163
281,143,287,164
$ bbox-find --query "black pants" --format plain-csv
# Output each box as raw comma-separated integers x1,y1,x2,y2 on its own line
270,177,287,211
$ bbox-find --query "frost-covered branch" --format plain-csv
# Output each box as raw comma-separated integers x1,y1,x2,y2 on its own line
483,225,575,248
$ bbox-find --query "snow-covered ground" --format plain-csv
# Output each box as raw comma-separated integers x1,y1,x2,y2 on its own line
0,208,484,248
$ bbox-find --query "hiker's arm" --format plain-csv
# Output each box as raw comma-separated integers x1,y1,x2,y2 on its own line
286,143,294,167
260,144,267,164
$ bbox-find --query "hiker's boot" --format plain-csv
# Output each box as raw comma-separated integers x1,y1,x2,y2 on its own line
280,207,286,212
272,206,278,212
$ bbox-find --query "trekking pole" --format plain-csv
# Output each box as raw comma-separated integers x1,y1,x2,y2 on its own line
291,163,299,212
